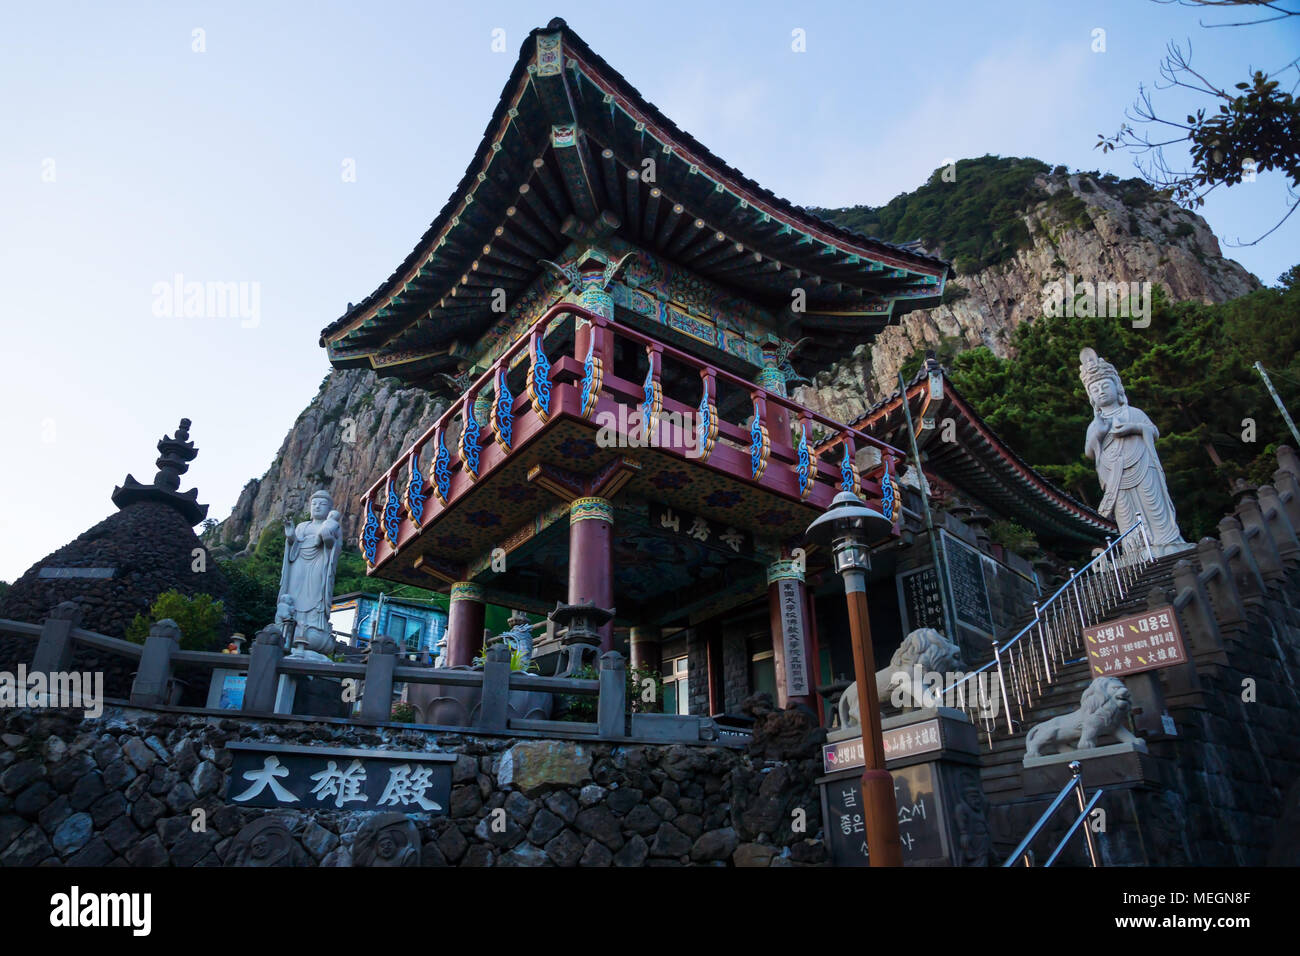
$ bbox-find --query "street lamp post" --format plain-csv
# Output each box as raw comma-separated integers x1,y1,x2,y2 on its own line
806,490,903,867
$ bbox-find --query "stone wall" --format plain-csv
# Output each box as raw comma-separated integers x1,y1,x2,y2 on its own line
0,701,829,868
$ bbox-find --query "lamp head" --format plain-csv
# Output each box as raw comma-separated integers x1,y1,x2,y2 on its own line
804,491,895,574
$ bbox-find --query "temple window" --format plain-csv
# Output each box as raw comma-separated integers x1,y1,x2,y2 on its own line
661,654,690,715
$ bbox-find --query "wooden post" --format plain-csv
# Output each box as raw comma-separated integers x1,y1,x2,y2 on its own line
766,559,815,711
130,619,181,707
598,650,627,737
361,636,399,722
242,627,285,713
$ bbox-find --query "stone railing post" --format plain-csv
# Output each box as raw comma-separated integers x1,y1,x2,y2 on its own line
1272,446,1300,528
1172,559,1225,662
598,650,627,738
1195,537,1246,631
1218,516,1266,600
1235,492,1285,581
1258,485,1300,562
30,601,82,678
479,644,511,732
361,635,399,722
242,626,285,713
129,619,181,707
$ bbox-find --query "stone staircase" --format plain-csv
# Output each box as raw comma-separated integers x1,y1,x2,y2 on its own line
975,549,1194,806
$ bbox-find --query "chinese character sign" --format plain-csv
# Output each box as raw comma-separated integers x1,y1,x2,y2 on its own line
777,578,810,697
226,744,454,814
1083,605,1187,678
649,502,753,557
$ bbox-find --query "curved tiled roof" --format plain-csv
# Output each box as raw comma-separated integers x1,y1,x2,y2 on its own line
319,18,952,389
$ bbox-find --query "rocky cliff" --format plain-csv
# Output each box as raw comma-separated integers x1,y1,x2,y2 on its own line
212,371,445,554
215,161,1259,552
796,166,1259,423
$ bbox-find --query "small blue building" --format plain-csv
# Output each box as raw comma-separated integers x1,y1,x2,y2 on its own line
330,592,448,662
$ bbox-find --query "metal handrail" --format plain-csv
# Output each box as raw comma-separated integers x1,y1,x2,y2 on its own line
939,516,1155,741
1003,760,1103,867
1044,788,1106,867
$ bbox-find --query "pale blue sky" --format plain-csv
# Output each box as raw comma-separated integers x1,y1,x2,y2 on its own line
1,1,1296,581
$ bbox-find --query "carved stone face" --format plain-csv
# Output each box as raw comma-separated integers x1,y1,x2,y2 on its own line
1088,378,1118,408
310,493,332,520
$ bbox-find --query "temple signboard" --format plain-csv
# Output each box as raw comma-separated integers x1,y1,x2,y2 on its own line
38,567,116,580
896,531,994,637
941,531,994,635
898,565,944,633
226,743,454,814
649,503,753,557
822,718,943,773
822,763,943,866
776,577,810,697
1083,605,1187,678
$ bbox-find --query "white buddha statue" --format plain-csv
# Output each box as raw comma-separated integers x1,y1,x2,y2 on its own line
278,489,343,657
1080,348,1188,557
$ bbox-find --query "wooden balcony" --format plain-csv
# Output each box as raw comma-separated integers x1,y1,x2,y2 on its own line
357,303,907,591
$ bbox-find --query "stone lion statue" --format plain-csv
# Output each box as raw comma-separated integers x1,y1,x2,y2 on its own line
837,628,964,728
1024,676,1146,759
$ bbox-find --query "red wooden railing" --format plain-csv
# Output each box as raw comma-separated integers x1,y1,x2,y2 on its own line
359,302,906,567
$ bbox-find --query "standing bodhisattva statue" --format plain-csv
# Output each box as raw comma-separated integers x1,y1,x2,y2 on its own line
1080,348,1188,557
278,489,343,657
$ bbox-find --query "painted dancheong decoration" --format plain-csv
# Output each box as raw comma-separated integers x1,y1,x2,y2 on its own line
527,337,552,421
432,428,451,505
406,442,427,528
492,367,513,451
459,394,481,480
382,477,402,549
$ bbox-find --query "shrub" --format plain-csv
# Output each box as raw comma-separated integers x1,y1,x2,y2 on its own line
988,520,1039,558
126,590,225,651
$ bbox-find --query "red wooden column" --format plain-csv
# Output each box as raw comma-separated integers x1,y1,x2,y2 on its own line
766,558,816,711
569,496,614,650
445,582,485,667
629,625,661,673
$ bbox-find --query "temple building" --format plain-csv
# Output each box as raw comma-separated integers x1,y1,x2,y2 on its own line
322,19,1108,724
